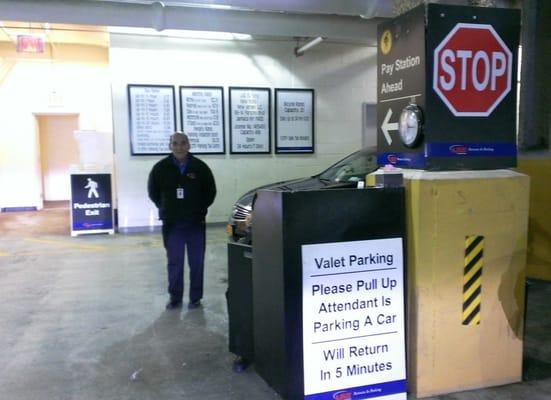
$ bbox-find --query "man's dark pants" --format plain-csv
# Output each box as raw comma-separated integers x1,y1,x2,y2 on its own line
162,220,206,303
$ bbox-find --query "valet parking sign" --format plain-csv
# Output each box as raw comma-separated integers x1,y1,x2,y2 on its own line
302,238,406,400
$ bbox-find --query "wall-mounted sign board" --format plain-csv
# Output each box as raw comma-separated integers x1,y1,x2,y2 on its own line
275,88,314,154
180,86,225,154
127,84,176,155
229,87,271,154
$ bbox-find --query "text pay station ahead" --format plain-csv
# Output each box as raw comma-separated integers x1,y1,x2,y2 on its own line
302,238,406,400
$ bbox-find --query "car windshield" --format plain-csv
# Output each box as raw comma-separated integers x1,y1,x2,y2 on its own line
318,149,378,183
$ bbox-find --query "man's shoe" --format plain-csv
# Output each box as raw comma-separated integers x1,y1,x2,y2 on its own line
188,300,201,310
232,356,250,373
166,300,182,310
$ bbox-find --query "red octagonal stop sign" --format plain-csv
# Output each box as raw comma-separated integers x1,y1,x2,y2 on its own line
433,23,512,117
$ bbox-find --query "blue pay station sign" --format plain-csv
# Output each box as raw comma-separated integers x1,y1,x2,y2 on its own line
302,238,406,400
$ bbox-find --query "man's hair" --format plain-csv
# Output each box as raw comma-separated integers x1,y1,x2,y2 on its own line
170,131,188,142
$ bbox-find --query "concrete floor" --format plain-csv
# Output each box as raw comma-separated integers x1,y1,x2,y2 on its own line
0,206,550,400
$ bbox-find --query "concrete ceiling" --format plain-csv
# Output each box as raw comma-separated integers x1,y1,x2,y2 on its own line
96,0,395,18
0,0,521,46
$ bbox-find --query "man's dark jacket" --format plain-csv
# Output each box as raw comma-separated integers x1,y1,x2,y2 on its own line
148,154,216,222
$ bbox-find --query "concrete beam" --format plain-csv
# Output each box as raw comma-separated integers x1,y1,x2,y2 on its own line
0,0,383,44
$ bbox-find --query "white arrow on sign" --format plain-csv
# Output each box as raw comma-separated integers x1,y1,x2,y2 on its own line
381,108,398,145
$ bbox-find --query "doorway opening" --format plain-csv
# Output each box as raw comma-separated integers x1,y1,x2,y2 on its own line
35,113,80,210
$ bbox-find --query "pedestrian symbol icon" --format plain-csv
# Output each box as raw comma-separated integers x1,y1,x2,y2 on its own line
85,178,99,198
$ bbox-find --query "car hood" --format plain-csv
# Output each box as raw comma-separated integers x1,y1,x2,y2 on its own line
237,176,355,208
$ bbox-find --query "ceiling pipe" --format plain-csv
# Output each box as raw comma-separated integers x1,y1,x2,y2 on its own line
151,1,166,31
0,0,380,45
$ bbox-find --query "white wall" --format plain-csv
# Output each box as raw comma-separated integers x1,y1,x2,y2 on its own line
0,47,112,210
110,34,378,227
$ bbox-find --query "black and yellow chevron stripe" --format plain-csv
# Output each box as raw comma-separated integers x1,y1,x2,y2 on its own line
462,235,484,325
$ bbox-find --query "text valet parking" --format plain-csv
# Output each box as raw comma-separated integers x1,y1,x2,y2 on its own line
376,3,520,170
302,238,406,400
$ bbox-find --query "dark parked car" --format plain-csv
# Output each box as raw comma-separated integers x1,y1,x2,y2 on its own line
226,147,379,243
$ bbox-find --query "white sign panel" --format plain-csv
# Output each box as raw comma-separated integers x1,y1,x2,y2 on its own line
302,238,406,400
127,85,176,155
180,86,225,154
230,87,271,154
276,89,314,153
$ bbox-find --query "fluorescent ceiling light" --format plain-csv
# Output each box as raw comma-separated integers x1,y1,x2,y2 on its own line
295,36,324,56
108,26,251,41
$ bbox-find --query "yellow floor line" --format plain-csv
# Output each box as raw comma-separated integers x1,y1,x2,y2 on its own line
25,238,106,251
0,251,10,256
8,249,98,257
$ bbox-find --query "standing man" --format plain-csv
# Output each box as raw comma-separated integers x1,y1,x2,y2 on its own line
148,132,217,310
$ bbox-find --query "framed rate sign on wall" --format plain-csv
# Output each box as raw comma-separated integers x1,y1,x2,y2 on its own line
180,86,225,154
127,84,176,155
229,87,271,154
275,88,314,154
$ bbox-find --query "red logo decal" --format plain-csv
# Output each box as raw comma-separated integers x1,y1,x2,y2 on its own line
333,391,352,400
450,145,468,155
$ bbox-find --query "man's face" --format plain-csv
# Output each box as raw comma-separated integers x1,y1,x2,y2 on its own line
170,134,190,161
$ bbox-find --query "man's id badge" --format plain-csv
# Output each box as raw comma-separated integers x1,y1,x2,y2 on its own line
176,188,184,199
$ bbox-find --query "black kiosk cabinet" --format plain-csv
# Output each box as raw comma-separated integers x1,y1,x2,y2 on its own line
253,188,407,400
227,242,254,365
